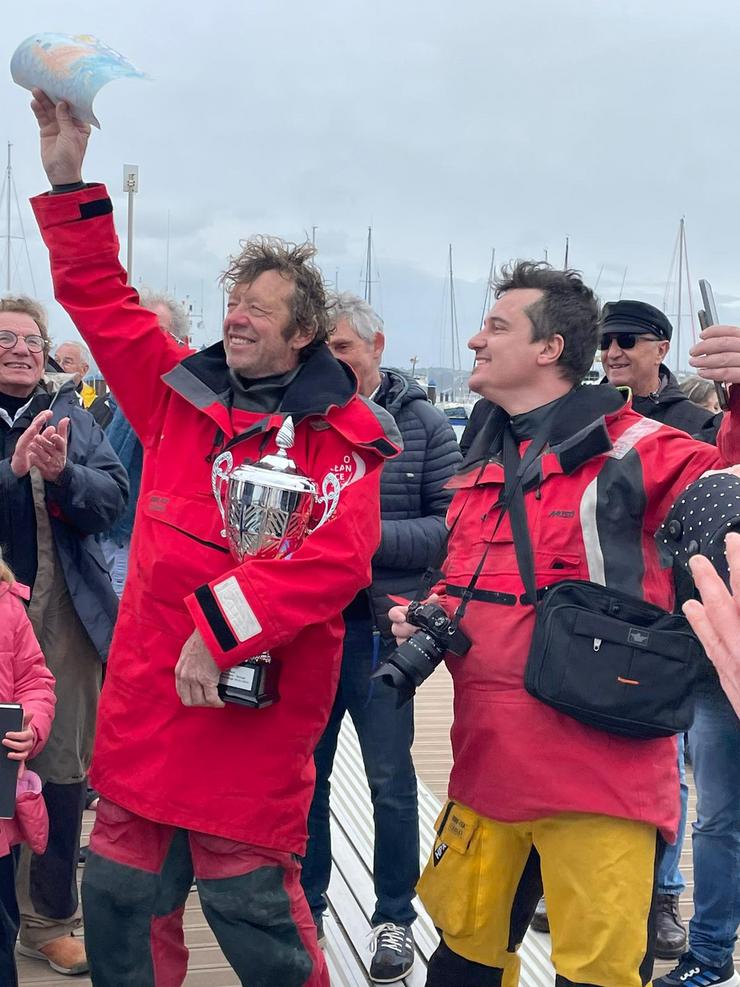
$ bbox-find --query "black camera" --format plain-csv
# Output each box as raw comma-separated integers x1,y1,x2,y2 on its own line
371,600,471,706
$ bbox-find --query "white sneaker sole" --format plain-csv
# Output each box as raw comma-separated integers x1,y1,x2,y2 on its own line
16,942,89,976
369,957,415,984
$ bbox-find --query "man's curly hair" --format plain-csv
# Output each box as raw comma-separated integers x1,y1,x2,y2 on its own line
221,237,329,360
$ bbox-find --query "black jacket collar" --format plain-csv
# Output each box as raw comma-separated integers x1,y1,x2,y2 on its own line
463,384,627,477
164,342,358,423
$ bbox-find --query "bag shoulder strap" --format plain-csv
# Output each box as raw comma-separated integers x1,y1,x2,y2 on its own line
502,426,539,607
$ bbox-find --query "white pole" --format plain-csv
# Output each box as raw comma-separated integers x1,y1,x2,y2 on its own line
5,144,11,293
123,165,139,286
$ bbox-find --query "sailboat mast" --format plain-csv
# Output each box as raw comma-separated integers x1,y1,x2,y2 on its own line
5,143,11,293
676,218,684,374
364,226,372,305
479,246,496,328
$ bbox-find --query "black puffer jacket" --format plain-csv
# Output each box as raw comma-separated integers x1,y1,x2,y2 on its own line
362,368,462,641
0,376,128,658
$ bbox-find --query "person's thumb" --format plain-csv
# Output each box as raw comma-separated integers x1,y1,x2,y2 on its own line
57,418,70,443
22,711,34,729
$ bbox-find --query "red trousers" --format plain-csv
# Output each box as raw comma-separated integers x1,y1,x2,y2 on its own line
81,797,329,987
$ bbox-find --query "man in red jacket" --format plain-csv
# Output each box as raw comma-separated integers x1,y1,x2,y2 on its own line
28,90,400,987
389,262,740,987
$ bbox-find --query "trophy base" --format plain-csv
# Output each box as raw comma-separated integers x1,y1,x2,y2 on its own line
218,654,280,709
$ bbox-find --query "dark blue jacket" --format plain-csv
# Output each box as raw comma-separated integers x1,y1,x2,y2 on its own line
365,368,462,640
0,377,128,658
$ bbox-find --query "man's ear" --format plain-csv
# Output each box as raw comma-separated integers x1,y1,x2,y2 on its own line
657,340,670,364
291,323,316,352
372,332,385,362
537,333,565,367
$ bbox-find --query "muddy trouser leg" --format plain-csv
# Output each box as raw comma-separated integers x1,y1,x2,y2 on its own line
81,798,192,987
191,831,329,987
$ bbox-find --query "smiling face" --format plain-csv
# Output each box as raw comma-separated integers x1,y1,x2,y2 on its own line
602,333,668,396
0,312,46,398
468,288,554,404
223,271,311,378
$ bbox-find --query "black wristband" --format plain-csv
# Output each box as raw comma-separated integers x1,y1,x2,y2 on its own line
50,181,86,195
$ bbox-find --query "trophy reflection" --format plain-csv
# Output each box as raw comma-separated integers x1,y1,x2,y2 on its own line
211,417,339,708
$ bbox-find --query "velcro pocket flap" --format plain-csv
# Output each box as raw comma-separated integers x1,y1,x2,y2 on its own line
436,802,479,854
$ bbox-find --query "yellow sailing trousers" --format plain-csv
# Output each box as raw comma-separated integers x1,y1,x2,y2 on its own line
418,801,659,987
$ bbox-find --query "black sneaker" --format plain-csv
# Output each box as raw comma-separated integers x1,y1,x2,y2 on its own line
654,952,740,987
530,896,550,934
654,893,687,960
369,923,414,984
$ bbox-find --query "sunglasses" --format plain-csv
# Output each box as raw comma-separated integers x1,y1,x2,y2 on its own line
0,330,46,352
599,332,660,351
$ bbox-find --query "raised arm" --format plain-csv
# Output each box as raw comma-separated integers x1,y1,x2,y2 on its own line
28,91,185,444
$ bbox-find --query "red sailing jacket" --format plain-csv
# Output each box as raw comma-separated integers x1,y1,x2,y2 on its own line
437,384,740,842
32,185,400,852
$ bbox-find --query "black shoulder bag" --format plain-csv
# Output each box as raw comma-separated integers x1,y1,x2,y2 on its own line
500,426,703,739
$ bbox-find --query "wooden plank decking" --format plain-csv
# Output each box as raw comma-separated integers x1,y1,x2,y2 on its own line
18,663,736,984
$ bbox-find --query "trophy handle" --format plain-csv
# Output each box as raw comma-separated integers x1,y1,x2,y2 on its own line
311,471,341,532
211,450,234,537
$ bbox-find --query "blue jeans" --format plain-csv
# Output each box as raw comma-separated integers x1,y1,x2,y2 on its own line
657,733,688,896
687,677,740,966
301,617,419,927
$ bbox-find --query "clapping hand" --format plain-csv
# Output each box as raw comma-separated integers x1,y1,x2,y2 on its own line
11,410,69,482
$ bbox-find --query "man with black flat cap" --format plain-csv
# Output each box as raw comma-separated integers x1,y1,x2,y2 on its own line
600,299,721,438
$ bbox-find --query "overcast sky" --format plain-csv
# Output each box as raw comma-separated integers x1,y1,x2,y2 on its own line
3,0,740,375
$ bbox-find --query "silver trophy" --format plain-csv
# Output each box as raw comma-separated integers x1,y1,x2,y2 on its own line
211,417,340,707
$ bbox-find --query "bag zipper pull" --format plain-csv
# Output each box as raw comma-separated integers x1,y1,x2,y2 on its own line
593,637,602,652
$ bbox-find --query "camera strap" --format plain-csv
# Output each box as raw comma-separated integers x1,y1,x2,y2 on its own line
445,421,551,630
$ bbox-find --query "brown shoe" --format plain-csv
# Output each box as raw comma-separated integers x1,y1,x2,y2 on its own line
17,934,89,975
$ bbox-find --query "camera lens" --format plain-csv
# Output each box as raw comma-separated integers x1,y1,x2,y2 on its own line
371,631,444,706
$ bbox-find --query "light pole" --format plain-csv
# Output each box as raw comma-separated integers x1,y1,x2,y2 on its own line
123,164,139,285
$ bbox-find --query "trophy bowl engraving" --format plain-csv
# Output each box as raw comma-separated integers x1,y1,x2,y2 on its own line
210,416,339,709
225,470,316,561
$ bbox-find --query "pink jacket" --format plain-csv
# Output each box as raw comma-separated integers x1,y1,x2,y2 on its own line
0,582,56,856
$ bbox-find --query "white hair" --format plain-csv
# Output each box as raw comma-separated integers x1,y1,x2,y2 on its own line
56,340,91,367
327,291,384,344
139,289,190,341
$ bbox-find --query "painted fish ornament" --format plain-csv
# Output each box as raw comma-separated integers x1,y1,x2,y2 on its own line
11,33,146,128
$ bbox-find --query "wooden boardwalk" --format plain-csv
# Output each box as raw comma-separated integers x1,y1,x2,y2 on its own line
18,663,736,984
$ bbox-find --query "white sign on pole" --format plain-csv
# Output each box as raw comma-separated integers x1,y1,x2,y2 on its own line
123,164,139,194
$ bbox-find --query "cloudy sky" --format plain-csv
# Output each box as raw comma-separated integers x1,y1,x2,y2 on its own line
3,0,740,375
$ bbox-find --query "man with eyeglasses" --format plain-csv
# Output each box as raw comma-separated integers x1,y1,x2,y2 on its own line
0,295,127,976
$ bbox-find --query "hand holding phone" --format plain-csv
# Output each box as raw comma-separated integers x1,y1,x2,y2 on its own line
697,279,730,411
